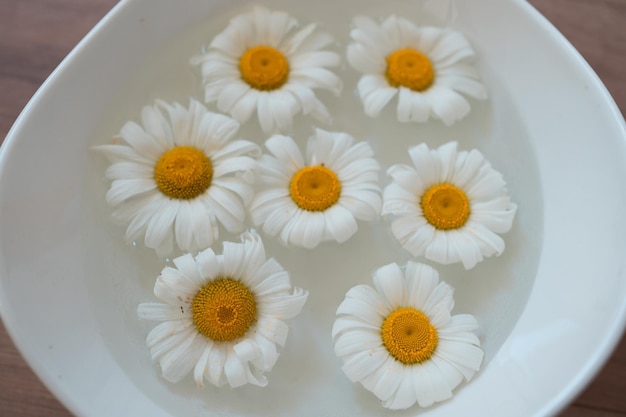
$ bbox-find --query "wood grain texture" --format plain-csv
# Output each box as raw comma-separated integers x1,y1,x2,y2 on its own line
0,0,625,416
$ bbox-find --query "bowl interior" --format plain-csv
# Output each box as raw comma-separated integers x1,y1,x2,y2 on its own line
1,0,625,416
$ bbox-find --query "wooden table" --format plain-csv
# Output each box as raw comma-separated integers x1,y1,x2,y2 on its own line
1,0,625,416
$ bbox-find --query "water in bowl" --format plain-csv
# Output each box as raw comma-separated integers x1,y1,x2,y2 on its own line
83,1,542,415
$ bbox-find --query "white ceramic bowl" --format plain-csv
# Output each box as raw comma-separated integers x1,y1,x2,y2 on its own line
1,0,625,416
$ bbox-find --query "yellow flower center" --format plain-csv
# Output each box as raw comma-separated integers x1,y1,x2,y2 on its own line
289,165,342,211
381,307,438,365
421,183,470,230
239,45,290,91
385,48,435,92
191,278,257,342
154,146,213,200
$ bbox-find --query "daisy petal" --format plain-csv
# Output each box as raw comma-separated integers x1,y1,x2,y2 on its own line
256,316,290,346
291,50,340,70
447,229,484,269
325,205,359,243
144,199,179,250
363,356,403,401
188,199,216,250
233,338,263,363
393,218,435,256
347,43,384,73
104,161,153,180
251,333,280,371
383,368,416,410
404,261,440,308
94,143,152,165
425,86,471,126
470,200,517,233
206,343,227,386
341,348,388,383
334,328,381,357
159,329,197,383
351,16,389,54
267,89,299,132
138,303,187,321
122,202,159,247
358,76,397,118
193,344,212,387
230,89,260,123
294,30,335,54
245,258,287,291
429,30,474,67
119,121,164,160
198,110,241,147
435,340,483,380
408,143,440,185
105,179,156,206
438,75,488,99
339,192,382,220
267,9,297,45
217,82,252,114
203,188,245,233
154,267,197,306
336,288,386,327
173,253,203,285
466,221,506,257
373,263,406,308
283,22,317,54
173,201,195,251
250,269,291,298
397,87,431,123
387,213,422,242
290,210,325,249
332,316,379,339
148,326,190,362
416,26,443,54
412,359,452,407
141,104,175,149
258,200,298,236
265,135,305,169
383,371,416,410
146,319,193,350
258,288,308,319
224,350,248,388
159,331,205,383
291,67,342,95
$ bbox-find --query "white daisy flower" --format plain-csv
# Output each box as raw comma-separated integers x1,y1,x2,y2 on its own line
191,7,342,134
249,129,382,249
137,231,308,388
347,15,487,125
332,261,483,410
95,99,260,257
382,141,517,269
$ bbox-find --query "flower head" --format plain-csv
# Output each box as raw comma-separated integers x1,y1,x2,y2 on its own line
137,231,308,388
95,99,260,257
347,16,487,125
382,141,517,269
192,7,342,134
332,261,483,410
249,129,382,249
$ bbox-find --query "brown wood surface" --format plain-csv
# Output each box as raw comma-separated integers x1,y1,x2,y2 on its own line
0,0,625,416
